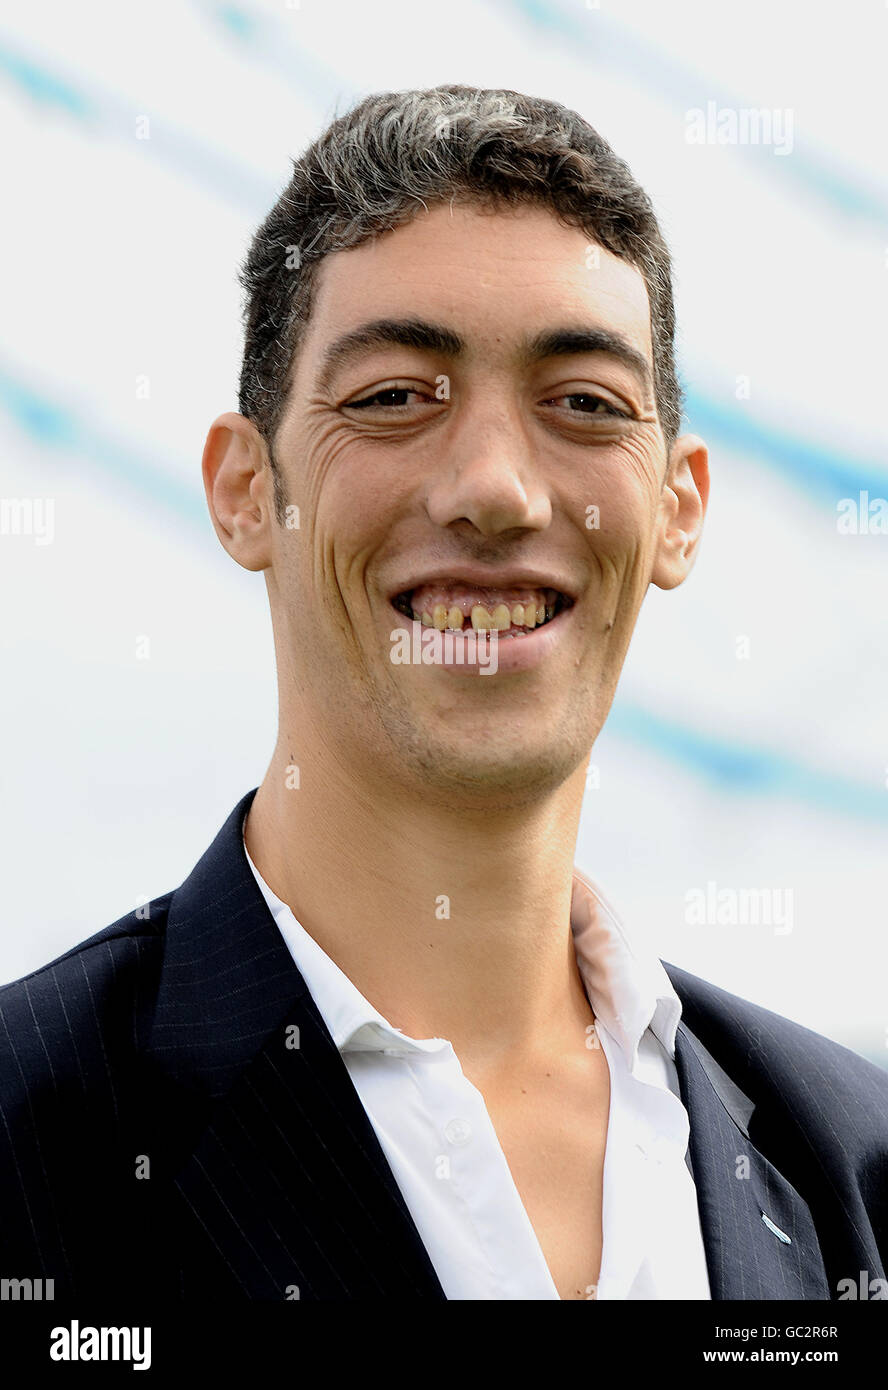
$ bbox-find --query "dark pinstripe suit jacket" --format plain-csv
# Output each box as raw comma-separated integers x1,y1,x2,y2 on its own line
1,788,886,1301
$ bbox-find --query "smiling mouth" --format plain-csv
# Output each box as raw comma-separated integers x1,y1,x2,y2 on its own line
391,587,574,637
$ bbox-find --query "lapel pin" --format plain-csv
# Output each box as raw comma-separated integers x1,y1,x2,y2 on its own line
761,1211,792,1244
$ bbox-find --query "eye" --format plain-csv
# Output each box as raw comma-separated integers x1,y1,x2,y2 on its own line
542,392,632,420
343,386,436,410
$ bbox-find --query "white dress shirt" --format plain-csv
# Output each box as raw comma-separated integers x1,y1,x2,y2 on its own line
243,827,711,1300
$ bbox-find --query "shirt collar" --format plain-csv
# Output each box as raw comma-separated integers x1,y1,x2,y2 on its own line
242,826,681,1067
568,866,681,1067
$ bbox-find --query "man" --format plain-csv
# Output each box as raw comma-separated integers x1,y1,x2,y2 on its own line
1,86,885,1303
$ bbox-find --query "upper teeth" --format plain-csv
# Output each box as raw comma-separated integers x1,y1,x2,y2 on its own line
403,587,557,631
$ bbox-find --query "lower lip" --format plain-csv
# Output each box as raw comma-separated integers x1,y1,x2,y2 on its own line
388,605,575,676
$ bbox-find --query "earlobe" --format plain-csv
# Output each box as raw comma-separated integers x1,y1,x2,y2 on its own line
649,433,710,591
201,412,274,573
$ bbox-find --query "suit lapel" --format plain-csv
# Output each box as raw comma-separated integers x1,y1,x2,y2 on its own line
673,1022,830,1300
144,790,834,1300
143,789,446,1299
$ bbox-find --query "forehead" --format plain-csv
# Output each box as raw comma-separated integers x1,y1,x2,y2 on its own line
303,201,654,366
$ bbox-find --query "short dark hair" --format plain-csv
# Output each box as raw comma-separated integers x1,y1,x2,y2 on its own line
237,84,684,518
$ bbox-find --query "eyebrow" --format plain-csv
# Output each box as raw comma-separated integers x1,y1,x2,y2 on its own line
523,327,653,395
316,317,654,395
318,319,463,394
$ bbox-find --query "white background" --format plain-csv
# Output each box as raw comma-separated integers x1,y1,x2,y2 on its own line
1,0,886,1066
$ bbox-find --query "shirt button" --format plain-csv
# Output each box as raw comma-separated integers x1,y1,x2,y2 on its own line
444,1118,473,1146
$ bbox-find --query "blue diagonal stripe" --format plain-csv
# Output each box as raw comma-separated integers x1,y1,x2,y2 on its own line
607,700,888,823
505,0,888,224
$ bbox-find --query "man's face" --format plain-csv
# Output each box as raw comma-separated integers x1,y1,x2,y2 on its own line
263,201,697,804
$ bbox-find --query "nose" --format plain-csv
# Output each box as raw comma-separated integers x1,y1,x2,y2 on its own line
424,393,552,537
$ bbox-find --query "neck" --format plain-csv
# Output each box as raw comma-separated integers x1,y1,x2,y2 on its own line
244,735,593,1074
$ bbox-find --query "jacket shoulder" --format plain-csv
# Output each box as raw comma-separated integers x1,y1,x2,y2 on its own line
0,896,174,1288
663,957,888,1170
0,895,172,1092
665,959,888,1090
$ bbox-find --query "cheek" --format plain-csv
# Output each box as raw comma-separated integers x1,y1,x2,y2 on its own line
574,437,663,545
294,423,388,545
298,430,410,610
564,446,662,610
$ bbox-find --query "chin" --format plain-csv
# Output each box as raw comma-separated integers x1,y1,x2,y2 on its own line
403,735,581,803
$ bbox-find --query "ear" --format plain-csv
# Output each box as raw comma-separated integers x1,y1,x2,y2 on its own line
201,412,274,572
649,433,710,590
